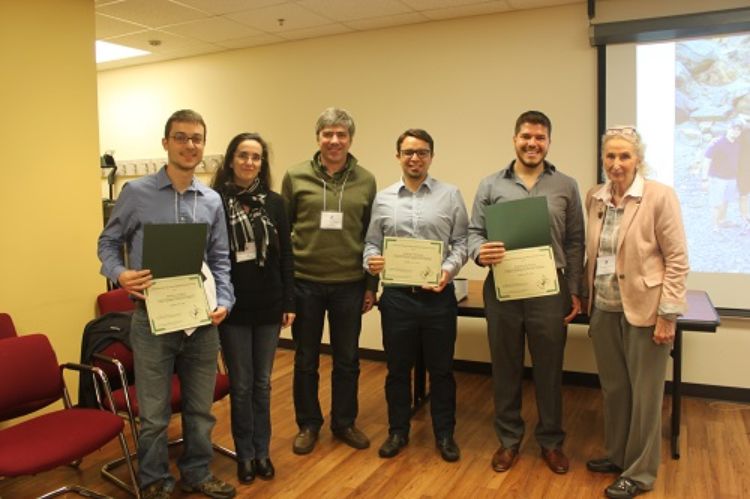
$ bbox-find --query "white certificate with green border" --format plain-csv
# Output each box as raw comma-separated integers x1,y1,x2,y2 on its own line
492,245,559,301
381,237,443,286
145,274,211,334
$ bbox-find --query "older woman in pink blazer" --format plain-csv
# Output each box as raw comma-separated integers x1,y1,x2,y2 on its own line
584,127,689,499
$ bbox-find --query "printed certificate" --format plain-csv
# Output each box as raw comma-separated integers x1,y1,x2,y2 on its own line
381,237,443,287
145,274,211,334
492,245,559,301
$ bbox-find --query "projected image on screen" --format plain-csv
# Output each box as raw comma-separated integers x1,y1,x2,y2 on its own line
610,32,750,310
673,34,750,274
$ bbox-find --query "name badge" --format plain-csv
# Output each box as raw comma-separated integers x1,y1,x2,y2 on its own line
236,241,257,262
596,255,615,276
320,211,343,230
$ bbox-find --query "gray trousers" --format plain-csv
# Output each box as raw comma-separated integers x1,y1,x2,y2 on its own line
483,272,570,450
589,308,670,490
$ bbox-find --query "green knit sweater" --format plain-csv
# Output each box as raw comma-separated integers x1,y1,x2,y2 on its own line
281,152,377,287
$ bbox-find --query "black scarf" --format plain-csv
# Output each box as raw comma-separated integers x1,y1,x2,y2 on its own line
223,179,277,267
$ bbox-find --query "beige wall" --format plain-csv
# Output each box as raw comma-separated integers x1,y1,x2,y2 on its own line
96,4,750,389
1,0,102,402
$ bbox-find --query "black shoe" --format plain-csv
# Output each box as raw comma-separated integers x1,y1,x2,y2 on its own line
605,476,643,499
436,436,460,462
253,457,275,480
587,457,622,473
332,425,370,449
292,427,319,454
237,459,255,484
378,434,408,458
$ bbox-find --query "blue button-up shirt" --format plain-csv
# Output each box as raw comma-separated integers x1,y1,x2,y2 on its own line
97,166,234,310
363,176,469,279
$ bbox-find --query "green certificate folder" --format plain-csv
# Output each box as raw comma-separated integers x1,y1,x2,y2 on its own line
484,197,551,249
142,223,207,278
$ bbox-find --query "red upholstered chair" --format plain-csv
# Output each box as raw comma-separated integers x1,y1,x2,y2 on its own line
0,312,18,339
89,288,235,493
0,333,139,498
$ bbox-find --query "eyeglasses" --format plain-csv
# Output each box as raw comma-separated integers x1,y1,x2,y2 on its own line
235,152,262,163
170,133,205,145
399,149,431,159
604,126,637,137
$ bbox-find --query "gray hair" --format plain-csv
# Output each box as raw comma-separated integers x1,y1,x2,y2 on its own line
601,126,650,177
315,107,355,137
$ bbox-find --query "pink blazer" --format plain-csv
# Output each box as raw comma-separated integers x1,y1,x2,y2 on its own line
585,179,689,327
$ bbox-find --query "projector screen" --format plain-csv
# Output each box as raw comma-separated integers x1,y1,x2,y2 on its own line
606,32,750,312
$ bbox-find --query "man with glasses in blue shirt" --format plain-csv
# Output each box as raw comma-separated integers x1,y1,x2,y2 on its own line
364,128,468,462
98,109,236,499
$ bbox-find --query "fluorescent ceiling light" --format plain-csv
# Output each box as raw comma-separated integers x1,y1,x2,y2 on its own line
96,40,150,63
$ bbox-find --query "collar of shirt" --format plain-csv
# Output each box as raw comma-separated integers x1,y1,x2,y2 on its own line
155,165,206,195
501,159,557,180
396,175,434,195
312,151,354,181
593,174,644,207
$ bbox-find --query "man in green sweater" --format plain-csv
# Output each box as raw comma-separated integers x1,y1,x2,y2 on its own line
281,107,377,455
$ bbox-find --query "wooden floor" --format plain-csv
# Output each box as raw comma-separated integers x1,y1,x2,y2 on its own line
2,348,749,499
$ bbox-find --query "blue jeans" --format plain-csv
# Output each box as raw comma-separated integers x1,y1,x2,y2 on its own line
291,279,364,432
379,285,457,439
129,307,219,490
219,322,280,460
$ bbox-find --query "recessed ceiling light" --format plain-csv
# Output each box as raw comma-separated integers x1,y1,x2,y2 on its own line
95,40,150,63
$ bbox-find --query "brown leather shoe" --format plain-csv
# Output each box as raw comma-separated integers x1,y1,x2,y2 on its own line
541,447,569,474
292,428,319,455
491,445,519,472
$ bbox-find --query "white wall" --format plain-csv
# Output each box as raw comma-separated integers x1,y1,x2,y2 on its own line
97,3,750,390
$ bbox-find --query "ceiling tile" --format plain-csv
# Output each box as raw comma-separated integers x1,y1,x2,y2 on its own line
343,12,430,31
97,0,206,28
277,22,353,40
507,0,582,8
422,2,513,21
106,28,201,53
175,0,287,15
227,2,335,33
165,16,264,43
296,0,413,22
215,33,287,49
97,13,149,38
401,0,494,9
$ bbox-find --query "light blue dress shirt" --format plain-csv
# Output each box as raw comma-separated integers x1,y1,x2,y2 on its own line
363,176,469,279
97,166,235,310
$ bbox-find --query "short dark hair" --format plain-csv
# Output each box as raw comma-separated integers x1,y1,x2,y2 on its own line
212,132,272,191
514,110,551,138
396,128,434,154
164,109,206,139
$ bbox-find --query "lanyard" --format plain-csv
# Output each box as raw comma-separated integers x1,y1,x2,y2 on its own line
321,169,351,213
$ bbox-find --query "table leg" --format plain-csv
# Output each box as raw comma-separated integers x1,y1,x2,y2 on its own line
670,327,683,459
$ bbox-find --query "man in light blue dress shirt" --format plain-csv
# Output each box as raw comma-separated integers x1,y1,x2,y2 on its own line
98,109,236,499
364,129,468,462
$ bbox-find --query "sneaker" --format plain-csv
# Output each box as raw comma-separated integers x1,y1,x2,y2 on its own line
179,475,236,499
141,480,172,499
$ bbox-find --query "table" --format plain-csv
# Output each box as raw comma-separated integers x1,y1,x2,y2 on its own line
413,280,719,459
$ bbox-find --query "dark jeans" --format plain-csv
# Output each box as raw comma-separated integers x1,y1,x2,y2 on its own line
219,322,280,460
291,279,364,432
379,284,457,439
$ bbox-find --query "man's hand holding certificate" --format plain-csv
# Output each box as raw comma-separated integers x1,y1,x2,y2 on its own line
142,223,212,334
484,197,559,302
380,236,444,287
